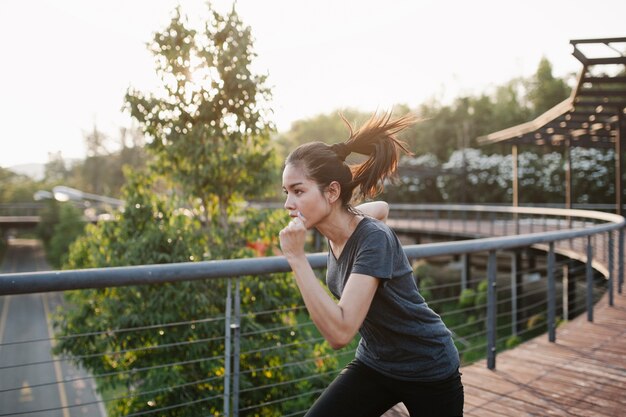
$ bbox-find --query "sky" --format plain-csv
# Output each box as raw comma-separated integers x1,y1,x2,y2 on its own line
1,0,625,168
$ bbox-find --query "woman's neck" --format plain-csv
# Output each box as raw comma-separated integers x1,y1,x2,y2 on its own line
316,208,362,248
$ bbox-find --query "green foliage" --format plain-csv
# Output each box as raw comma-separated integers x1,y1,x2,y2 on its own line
526,313,546,330
458,288,476,309
56,170,332,416
0,167,41,203
505,335,522,349
54,5,333,416
273,109,373,162
125,5,278,230
526,57,571,117
36,200,62,249
0,235,6,261
46,203,86,268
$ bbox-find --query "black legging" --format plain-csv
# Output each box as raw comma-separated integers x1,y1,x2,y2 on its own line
305,359,464,417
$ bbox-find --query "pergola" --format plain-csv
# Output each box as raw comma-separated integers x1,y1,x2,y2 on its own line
478,37,626,215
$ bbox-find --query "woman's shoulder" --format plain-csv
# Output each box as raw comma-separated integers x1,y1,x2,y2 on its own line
355,217,395,242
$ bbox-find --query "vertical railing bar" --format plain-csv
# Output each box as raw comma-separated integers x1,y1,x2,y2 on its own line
547,242,556,342
224,278,232,417
510,252,518,336
487,250,497,370
232,276,241,417
619,228,624,294
608,231,614,307
586,235,594,322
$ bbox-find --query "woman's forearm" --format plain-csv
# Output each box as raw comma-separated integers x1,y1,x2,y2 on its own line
286,255,355,349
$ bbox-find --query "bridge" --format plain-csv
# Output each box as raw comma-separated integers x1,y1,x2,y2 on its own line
1,36,625,416
0,204,624,416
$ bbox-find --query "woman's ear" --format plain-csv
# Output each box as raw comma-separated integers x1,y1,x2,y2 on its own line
325,181,342,204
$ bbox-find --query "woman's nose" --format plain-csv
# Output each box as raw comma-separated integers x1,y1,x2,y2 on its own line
284,195,295,210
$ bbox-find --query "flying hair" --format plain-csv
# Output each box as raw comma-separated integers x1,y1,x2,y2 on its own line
339,111,416,200
285,111,417,208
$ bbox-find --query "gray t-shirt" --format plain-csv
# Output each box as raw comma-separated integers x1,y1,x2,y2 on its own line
326,217,460,382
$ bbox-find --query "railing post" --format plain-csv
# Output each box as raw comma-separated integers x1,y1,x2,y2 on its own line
617,228,624,294
547,242,556,342
224,278,232,416
510,252,518,336
586,235,594,322
232,277,241,417
608,231,614,307
562,262,570,321
487,250,497,370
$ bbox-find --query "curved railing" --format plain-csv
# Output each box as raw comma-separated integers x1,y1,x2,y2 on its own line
0,205,623,417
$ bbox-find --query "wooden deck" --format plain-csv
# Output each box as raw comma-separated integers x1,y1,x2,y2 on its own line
381,289,626,417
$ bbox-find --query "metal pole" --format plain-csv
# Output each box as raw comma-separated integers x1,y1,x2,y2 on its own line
512,144,519,208
232,277,241,417
562,263,569,321
586,236,594,322
510,252,518,336
616,108,623,217
487,251,497,370
608,231,614,307
547,242,556,342
617,228,624,294
224,279,232,416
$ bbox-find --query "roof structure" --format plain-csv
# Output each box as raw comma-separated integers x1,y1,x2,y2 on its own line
475,37,626,214
478,37,626,149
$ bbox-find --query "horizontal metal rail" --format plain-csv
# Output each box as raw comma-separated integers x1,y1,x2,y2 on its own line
1,205,623,295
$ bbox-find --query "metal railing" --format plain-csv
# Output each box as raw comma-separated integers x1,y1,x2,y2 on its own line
0,205,623,417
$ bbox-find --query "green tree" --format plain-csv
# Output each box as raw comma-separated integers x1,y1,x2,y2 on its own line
57,171,331,416
0,167,40,203
46,202,85,268
273,109,372,161
55,5,333,416
125,5,277,235
526,57,571,117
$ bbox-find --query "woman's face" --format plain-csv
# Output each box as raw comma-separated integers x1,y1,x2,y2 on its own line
282,163,330,229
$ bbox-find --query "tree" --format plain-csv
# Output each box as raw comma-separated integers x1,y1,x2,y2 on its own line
125,5,277,236
273,108,372,161
526,57,571,117
57,171,331,417
55,5,333,416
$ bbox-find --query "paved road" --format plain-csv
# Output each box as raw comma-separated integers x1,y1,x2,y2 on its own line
0,239,105,417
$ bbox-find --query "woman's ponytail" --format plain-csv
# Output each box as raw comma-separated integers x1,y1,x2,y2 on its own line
286,111,416,208
339,112,415,199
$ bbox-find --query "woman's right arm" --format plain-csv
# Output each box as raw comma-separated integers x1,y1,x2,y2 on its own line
356,201,389,223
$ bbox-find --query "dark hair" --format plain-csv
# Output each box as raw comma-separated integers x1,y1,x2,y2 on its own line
285,112,415,207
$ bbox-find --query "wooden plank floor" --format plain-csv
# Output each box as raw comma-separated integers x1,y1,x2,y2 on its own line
463,288,626,416
382,290,626,417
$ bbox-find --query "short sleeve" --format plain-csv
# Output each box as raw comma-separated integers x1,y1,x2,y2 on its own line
351,230,394,280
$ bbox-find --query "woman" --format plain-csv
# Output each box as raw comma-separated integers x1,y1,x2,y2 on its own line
279,112,463,417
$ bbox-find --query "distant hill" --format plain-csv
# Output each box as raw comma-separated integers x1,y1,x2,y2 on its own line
6,163,45,181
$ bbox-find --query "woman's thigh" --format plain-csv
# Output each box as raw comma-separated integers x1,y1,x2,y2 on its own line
305,360,398,417
398,370,464,417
